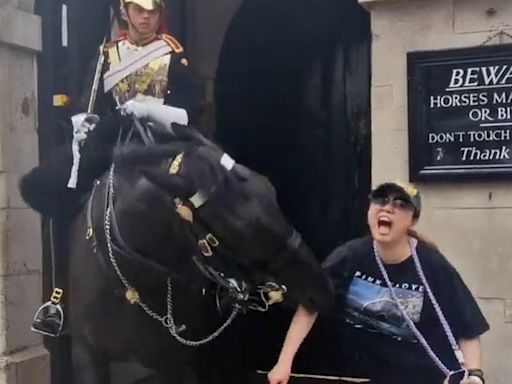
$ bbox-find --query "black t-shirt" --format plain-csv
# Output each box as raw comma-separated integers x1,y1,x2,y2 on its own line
322,236,490,384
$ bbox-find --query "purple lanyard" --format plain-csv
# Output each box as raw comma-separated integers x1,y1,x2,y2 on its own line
373,240,467,379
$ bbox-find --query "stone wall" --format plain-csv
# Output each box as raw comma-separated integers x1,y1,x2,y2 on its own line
0,1,49,383
359,0,512,382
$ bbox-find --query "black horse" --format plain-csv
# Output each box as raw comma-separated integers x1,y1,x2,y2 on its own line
20,122,332,383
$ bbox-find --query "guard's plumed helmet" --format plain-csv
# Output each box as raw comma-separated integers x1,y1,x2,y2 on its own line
121,0,165,11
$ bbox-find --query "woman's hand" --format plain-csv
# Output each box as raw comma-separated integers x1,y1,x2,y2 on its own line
461,377,484,384
268,305,318,384
267,361,292,384
443,374,484,384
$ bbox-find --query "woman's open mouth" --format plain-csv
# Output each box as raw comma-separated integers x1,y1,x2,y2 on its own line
377,216,393,235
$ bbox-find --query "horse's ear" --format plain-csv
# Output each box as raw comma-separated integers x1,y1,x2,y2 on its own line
139,167,196,199
113,144,188,168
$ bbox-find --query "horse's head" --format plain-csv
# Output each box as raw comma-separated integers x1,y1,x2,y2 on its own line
114,128,333,313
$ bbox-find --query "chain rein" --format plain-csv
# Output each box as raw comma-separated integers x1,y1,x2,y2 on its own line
104,165,239,347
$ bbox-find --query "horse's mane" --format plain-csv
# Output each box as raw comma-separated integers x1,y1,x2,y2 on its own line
113,124,215,169
113,143,191,168
19,124,214,218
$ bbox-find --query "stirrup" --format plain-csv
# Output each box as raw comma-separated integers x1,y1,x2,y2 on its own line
31,288,65,337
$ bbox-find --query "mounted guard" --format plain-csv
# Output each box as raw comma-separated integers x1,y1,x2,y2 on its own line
30,0,199,336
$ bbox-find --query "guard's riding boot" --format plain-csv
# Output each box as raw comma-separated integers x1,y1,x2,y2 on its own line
31,288,65,337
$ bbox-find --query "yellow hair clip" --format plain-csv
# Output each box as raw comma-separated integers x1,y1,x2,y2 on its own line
394,180,418,197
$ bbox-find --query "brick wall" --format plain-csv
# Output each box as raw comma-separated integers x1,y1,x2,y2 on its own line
360,0,512,382
0,1,49,383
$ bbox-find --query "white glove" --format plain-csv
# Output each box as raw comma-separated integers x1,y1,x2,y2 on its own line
119,99,150,120
67,113,100,189
71,113,100,142
119,100,189,132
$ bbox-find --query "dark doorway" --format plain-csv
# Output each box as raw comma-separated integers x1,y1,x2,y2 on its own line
214,0,371,378
215,0,371,261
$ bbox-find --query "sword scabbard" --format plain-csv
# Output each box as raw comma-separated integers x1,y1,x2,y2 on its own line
87,39,107,114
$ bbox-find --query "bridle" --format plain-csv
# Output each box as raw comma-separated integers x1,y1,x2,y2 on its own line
168,150,302,311
85,146,302,346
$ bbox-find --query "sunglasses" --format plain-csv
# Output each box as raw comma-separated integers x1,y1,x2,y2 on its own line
369,195,415,211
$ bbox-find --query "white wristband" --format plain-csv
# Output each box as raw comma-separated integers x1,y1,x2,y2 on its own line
468,375,484,384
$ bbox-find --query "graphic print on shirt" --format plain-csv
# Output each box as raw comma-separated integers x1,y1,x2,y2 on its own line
346,271,425,341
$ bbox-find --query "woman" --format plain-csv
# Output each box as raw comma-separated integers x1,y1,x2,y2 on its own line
268,181,489,384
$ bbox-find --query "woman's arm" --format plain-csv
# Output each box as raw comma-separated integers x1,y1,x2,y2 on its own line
460,337,485,384
446,337,485,384
460,337,482,369
267,305,318,384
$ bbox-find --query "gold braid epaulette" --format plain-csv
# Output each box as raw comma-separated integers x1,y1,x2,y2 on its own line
103,36,126,52
160,34,184,53
102,37,127,66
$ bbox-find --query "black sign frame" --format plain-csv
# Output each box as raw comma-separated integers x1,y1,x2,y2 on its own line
408,44,512,181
